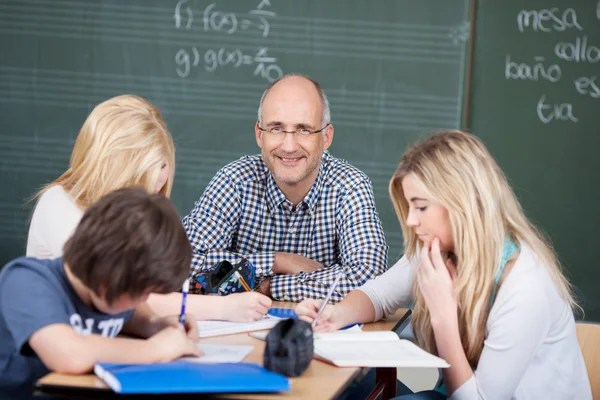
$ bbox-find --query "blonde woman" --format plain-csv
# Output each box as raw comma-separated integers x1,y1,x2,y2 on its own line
296,131,591,399
27,94,272,322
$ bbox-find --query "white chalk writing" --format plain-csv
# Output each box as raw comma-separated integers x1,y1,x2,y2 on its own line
554,37,600,63
574,76,600,99
510,5,596,124
174,0,193,30
173,2,282,81
537,95,578,124
517,8,582,33
505,55,562,82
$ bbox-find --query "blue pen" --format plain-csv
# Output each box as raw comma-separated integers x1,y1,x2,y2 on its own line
179,278,190,326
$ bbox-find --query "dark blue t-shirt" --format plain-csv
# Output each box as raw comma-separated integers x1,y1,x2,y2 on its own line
0,257,134,394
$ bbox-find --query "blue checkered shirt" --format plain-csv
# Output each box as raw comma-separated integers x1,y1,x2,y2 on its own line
182,151,388,303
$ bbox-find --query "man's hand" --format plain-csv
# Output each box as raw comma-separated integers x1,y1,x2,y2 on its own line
272,252,323,275
257,278,271,298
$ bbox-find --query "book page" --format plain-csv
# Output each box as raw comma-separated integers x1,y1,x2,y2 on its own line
314,330,396,342
314,339,450,368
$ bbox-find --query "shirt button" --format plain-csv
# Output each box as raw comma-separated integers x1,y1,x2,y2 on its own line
284,294,290,301
289,227,296,234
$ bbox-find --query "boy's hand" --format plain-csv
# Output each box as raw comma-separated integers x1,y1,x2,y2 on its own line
148,326,203,362
152,314,199,341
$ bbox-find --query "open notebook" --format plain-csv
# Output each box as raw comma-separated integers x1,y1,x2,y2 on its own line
313,331,449,368
251,330,449,368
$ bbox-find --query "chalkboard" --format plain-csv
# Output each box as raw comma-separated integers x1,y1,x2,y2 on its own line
0,0,470,265
469,1,600,320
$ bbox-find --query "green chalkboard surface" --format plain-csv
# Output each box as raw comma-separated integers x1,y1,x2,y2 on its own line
470,1,599,320
0,0,470,265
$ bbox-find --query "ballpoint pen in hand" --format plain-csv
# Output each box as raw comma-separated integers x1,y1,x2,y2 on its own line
179,278,190,326
312,272,343,327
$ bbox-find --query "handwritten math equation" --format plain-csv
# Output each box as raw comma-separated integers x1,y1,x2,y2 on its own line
172,0,283,82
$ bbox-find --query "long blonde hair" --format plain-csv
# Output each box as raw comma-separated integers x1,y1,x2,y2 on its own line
38,94,175,208
389,130,577,367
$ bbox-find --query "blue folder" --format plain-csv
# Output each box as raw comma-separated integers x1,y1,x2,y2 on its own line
94,362,290,394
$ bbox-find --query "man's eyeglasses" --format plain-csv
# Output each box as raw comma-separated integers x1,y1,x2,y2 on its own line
257,123,330,140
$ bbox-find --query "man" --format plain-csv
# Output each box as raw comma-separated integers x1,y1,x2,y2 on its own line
183,73,388,302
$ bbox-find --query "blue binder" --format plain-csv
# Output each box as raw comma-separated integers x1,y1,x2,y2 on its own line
94,362,290,394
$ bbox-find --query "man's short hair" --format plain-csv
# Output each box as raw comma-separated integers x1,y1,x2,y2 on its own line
63,187,191,305
257,73,331,127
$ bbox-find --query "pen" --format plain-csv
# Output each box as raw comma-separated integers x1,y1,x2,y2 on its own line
234,270,252,292
313,272,343,327
179,278,190,326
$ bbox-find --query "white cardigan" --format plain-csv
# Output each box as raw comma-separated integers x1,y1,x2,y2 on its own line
358,244,591,400
26,185,83,259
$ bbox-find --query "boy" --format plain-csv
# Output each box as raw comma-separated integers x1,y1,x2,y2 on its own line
0,187,202,397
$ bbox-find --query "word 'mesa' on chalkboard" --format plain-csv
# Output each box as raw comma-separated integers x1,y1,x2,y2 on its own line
504,6,598,124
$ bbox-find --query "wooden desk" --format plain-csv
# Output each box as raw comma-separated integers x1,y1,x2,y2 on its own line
36,303,408,399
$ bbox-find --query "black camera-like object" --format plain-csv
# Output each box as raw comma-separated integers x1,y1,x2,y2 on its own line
263,318,314,377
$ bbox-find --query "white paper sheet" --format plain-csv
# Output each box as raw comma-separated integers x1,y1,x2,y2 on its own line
180,344,254,363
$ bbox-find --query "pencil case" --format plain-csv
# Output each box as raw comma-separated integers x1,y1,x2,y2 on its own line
192,258,255,295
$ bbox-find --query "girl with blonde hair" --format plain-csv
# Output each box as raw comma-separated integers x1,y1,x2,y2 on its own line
27,94,272,322
296,130,590,399
27,94,174,259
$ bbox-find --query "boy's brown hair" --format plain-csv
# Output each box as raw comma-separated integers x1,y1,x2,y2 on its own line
63,187,191,305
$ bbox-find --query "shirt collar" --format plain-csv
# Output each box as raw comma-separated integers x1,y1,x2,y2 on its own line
264,151,330,215
302,153,327,213
265,172,287,214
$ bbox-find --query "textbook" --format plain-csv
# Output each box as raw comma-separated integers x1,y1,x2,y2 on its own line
312,331,450,368
94,362,290,394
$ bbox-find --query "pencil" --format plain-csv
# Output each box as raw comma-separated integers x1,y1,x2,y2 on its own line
234,270,252,292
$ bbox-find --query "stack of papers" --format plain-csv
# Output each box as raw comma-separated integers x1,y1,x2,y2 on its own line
197,316,281,338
